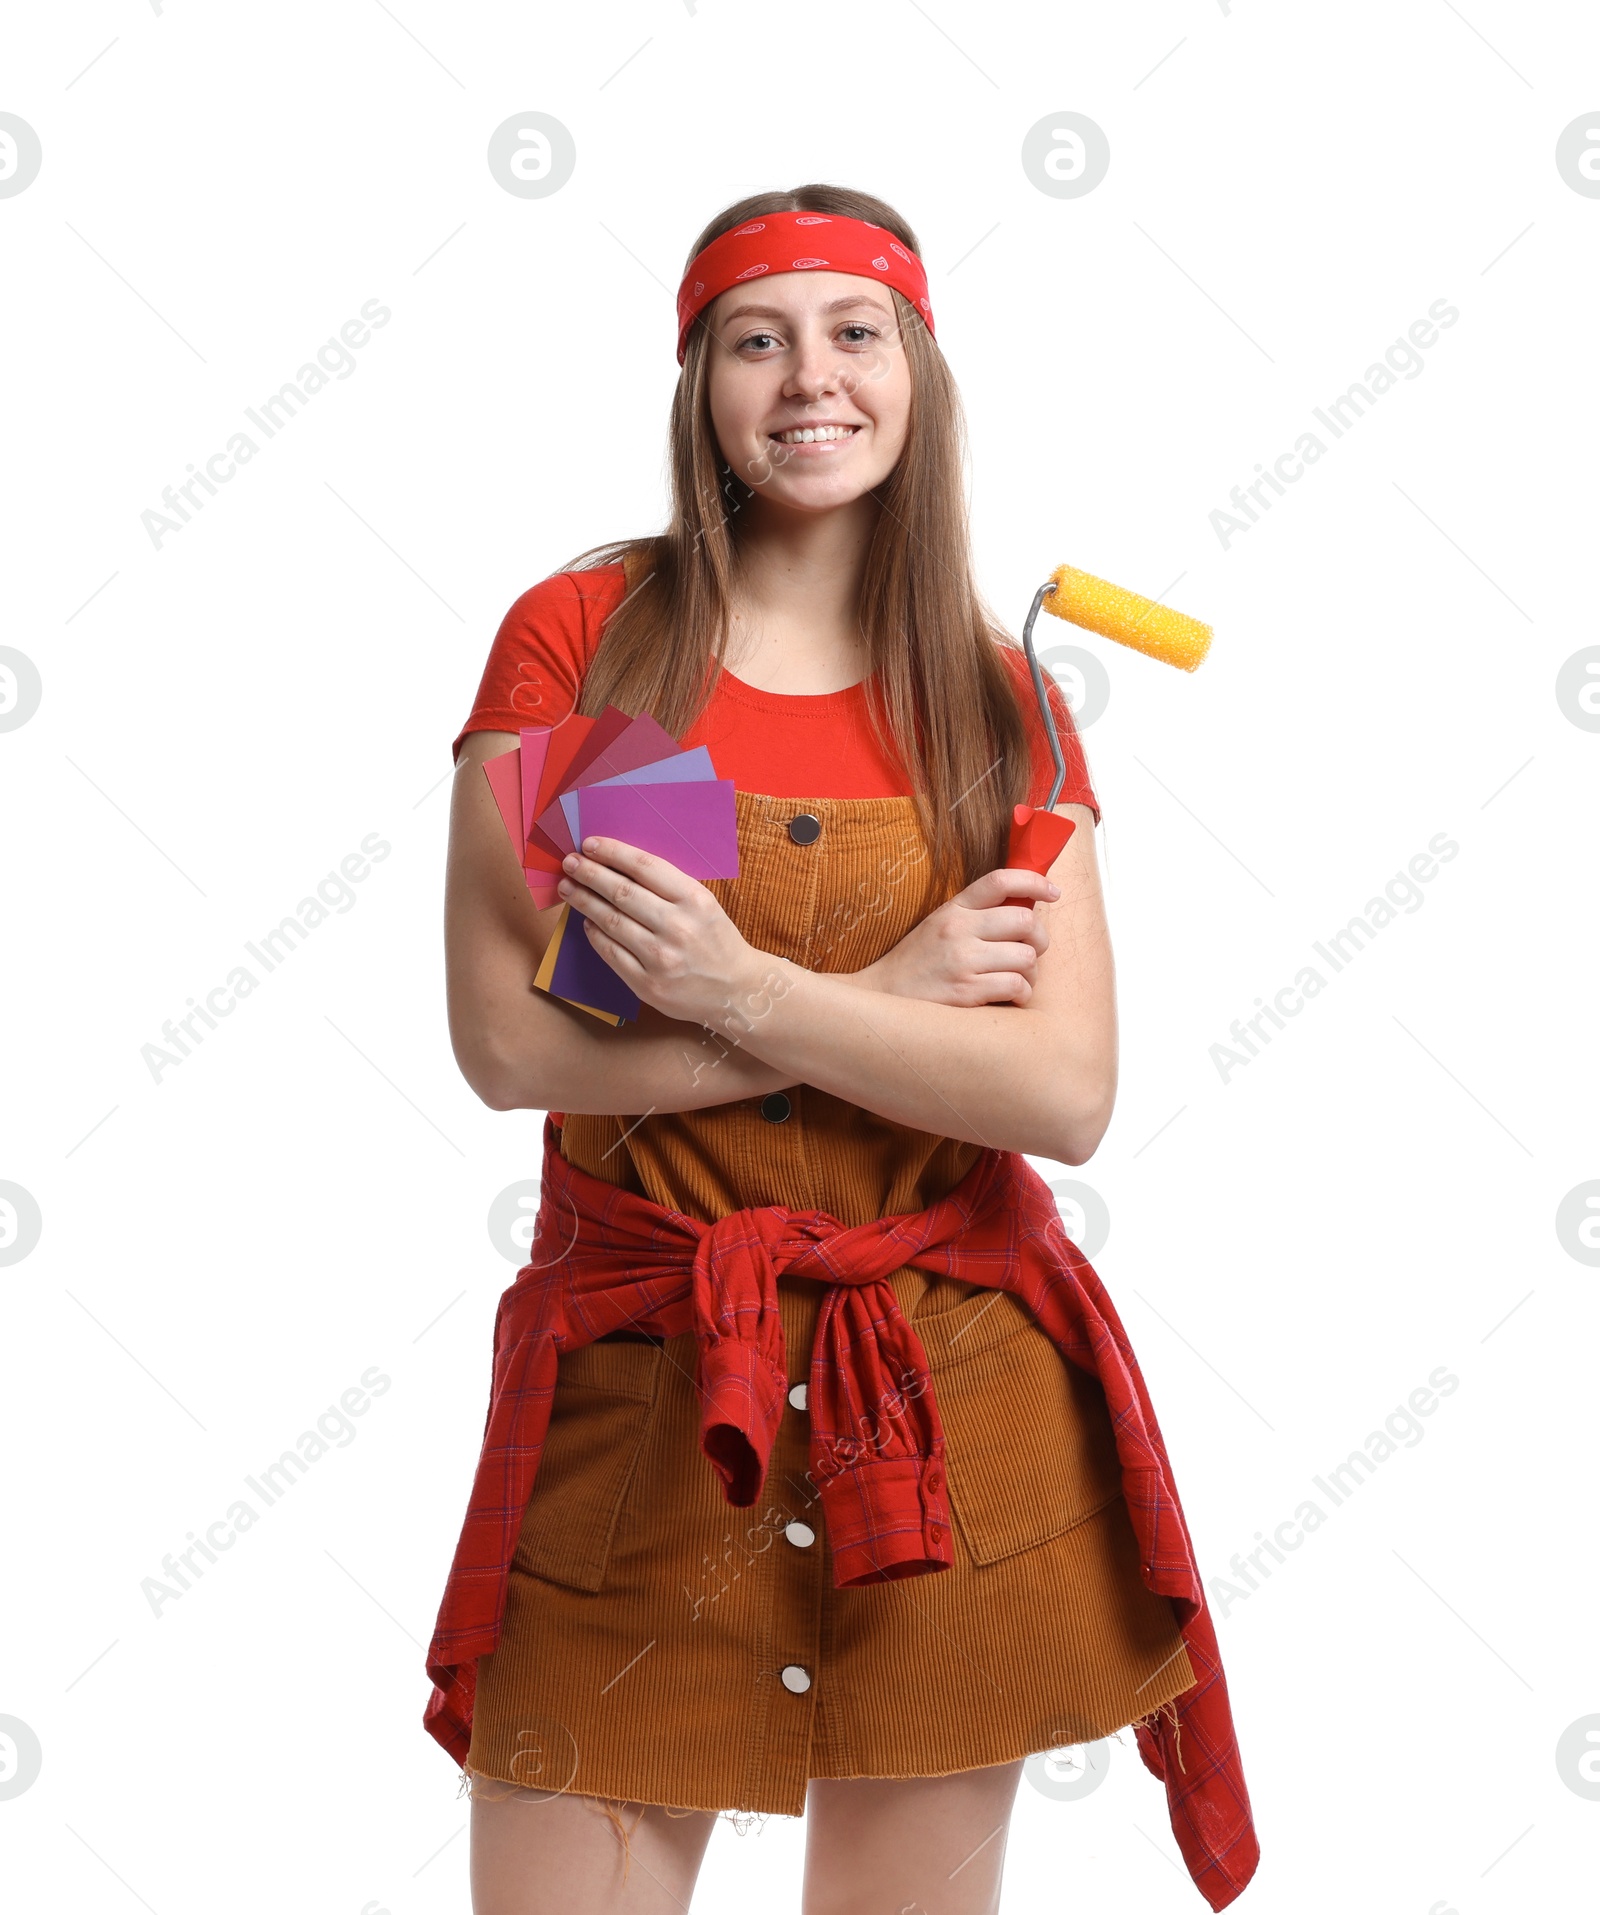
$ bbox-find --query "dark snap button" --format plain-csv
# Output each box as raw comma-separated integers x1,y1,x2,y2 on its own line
761,1092,792,1124
786,813,821,845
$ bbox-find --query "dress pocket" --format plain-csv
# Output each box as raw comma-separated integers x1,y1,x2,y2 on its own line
513,1337,664,1594
917,1286,1126,1567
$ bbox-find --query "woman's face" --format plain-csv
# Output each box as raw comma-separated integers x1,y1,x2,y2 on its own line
704,269,913,516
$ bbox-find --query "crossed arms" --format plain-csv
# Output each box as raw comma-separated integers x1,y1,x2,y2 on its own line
444,731,1117,1166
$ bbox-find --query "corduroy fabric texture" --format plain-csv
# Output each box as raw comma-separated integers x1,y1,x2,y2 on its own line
464,1267,1198,1811
564,794,988,1224
465,793,1198,1809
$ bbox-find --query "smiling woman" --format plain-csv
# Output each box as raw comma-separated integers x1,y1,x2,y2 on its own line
430,182,1257,1915
708,274,910,572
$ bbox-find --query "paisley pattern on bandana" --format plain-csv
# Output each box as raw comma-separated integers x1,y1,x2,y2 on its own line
675,209,935,363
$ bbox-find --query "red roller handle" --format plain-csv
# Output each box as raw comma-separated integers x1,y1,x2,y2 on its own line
1002,803,1076,906
998,804,1076,1007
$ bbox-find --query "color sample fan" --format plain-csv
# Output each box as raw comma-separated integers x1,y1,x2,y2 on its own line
482,705,740,1023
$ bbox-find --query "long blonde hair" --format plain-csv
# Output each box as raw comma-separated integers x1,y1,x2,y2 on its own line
561,182,1038,899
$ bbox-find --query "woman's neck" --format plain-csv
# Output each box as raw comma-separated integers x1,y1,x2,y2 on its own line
722,496,878,694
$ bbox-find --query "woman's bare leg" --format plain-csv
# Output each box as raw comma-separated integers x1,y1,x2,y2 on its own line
468,1771,719,1915
801,1759,1026,1915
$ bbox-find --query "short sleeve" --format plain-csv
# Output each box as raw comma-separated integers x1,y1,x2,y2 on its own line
1001,646,1101,823
450,568,621,763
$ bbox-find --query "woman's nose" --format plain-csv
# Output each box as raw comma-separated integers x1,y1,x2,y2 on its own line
784,329,842,398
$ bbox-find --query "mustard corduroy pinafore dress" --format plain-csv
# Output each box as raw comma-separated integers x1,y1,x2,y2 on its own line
465,789,1196,1813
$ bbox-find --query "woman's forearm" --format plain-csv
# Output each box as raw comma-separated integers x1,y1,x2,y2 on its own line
709,954,1107,1164
482,952,1104,1159
485,957,945,1117
486,960,902,1116
487,993,802,1115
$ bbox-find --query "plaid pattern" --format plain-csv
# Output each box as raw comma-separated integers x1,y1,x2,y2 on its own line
425,1115,1259,1909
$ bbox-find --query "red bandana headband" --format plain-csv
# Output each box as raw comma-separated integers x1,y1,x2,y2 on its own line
675,210,935,365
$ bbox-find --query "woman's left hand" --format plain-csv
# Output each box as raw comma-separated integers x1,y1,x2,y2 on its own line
556,836,770,1027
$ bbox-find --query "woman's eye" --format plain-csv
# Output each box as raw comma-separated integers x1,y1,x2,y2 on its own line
737,323,881,352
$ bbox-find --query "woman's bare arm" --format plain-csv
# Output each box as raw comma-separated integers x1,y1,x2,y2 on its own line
445,731,801,1112
705,803,1113,1164
555,801,1115,1163
447,730,1080,1134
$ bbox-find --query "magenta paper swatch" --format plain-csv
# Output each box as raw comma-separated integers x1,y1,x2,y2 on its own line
533,712,685,857
572,781,739,879
557,746,715,844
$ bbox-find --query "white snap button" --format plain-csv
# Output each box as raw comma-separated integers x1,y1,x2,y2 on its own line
785,1521,815,1549
780,1664,812,1693
788,1382,808,1411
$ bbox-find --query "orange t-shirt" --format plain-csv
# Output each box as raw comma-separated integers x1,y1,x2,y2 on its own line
452,565,1099,818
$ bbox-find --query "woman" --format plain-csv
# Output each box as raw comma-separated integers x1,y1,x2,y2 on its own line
432,185,1256,1915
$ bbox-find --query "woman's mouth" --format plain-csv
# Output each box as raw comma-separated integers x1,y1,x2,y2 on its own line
767,423,862,450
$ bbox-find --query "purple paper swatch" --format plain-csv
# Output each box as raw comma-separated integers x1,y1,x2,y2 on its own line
549,906,641,1021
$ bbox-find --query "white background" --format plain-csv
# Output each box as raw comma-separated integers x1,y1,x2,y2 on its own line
3,3,1597,1911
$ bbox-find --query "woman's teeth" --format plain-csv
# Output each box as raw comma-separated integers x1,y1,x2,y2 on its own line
771,425,859,444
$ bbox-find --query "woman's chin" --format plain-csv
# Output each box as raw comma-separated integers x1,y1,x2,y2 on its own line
757,474,887,515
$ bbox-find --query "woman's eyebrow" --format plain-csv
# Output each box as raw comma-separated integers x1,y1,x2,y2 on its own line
719,294,894,323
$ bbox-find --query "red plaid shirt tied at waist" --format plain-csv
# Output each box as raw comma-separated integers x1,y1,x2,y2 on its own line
424,1115,1260,1910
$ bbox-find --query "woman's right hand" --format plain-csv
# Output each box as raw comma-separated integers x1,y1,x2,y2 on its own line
855,869,1061,1008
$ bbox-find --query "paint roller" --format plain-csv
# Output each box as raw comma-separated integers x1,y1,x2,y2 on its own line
1002,564,1214,895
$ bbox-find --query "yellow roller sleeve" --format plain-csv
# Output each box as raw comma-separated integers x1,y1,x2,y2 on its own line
1043,564,1212,672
